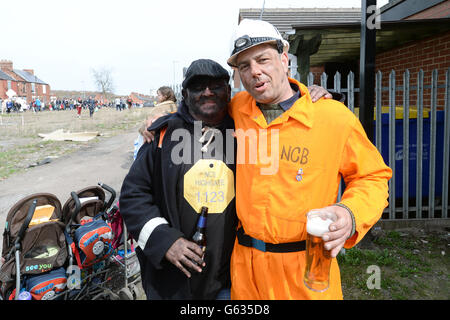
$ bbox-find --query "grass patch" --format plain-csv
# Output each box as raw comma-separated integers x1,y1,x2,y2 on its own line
0,140,86,179
338,228,449,299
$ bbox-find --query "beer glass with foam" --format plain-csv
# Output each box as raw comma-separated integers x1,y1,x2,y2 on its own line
303,209,336,292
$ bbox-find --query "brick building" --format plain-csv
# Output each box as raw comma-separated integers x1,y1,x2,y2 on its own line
375,0,450,109
0,69,16,100
376,30,450,109
0,60,51,104
287,0,450,109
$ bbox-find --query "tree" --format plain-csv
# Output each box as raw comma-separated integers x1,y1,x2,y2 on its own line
91,67,114,100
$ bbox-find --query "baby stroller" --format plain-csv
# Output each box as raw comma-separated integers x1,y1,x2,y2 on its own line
0,183,141,300
0,193,68,300
62,183,118,299
62,183,141,300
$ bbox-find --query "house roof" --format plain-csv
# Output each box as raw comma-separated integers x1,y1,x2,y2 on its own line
380,0,447,21
0,69,14,81
13,69,48,85
238,8,361,36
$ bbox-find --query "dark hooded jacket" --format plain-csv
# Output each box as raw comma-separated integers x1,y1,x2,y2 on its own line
119,100,237,300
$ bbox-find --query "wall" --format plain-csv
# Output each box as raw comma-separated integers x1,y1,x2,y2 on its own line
0,79,6,100
375,30,450,110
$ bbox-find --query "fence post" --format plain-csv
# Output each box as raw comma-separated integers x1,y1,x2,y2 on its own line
389,70,396,219
416,69,424,219
334,72,341,93
347,71,355,113
429,69,438,218
307,72,314,87
443,68,450,219
403,69,410,219
320,72,328,89
375,71,382,153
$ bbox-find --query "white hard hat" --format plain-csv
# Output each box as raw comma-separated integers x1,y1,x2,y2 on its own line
227,19,290,67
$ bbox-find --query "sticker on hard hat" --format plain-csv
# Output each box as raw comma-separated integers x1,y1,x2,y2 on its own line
235,36,251,49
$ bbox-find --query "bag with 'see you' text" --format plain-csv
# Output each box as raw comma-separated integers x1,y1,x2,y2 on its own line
25,267,67,300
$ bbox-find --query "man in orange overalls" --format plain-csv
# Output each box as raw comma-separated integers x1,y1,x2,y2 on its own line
227,19,392,300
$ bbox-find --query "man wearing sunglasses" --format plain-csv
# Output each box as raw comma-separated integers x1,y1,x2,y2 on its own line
120,59,237,300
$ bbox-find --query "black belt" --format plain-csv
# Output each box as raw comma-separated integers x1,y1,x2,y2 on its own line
236,227,305,253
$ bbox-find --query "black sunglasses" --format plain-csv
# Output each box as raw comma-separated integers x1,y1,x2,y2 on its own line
187,78,228,93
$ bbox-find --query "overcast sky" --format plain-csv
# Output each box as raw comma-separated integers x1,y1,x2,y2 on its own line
1,0,389,95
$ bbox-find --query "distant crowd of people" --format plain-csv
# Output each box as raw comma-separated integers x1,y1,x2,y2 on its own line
0,96,138,115
114,97,133,111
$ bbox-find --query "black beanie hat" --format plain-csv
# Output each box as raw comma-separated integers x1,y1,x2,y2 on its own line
182,59,230,89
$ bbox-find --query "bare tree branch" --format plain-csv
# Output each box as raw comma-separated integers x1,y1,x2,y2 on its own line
91,67,115,99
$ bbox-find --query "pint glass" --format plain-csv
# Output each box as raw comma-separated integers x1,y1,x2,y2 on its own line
303,209,336,292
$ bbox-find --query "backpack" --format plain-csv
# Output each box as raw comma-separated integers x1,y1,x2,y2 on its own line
62,186,114,269
69,217,113,268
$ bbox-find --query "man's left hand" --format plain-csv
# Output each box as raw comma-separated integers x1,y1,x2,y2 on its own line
321,205,353,258
308,85,332,102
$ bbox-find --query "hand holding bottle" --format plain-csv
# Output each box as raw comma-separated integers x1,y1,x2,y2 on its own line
165,237,205,278
164,207,209,278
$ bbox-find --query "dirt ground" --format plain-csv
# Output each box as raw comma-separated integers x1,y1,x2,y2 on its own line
0,129,135,217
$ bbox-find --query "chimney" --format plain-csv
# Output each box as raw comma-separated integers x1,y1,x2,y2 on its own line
0,59,13,72
23,69,34,75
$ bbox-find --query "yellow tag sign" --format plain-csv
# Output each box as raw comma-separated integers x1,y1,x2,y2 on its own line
184,159,235,213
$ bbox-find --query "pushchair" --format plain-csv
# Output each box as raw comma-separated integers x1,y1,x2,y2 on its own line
0,183,142,300
0,193,68,300
62,182,141,300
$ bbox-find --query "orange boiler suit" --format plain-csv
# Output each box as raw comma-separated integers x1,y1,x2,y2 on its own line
229,78,392,300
